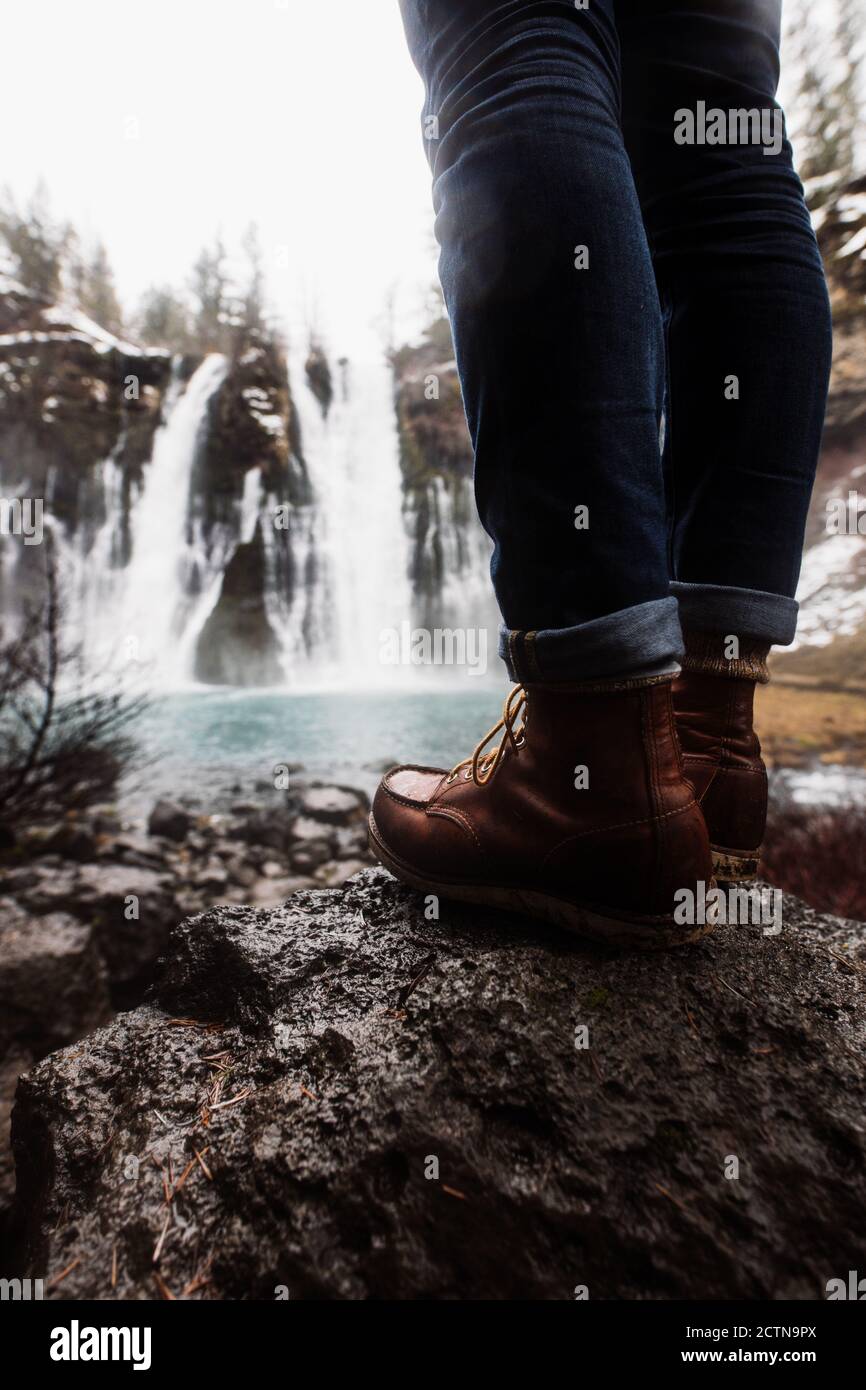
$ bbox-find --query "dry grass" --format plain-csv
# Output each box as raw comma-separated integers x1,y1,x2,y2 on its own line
756,683,866,767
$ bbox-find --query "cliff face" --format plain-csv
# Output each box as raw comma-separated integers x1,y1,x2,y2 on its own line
187,334,311,685
391,330,499,642
0,279,313,683
392,333,472,605
7,868,866,1299
192,523,285,686
0,275,172,512
193,332,310,529
0,273,171,612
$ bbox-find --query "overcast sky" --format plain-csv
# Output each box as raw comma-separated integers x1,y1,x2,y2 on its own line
2,0,435,358
1,0,852,361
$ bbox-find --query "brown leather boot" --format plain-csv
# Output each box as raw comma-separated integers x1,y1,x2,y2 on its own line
672,632,769,883
369,675,717,948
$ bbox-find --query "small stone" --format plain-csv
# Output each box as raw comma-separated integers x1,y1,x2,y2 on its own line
290,840,333,873
43,823,98,862
225,857,258,889
291,815,336,847
147,800,190,842
298,786,368,825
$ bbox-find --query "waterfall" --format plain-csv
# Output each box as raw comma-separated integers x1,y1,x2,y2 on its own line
285,345,415,686
60,353,228,681
29,342,496,690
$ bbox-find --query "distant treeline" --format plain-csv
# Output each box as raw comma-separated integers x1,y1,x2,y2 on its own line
0,182,271,357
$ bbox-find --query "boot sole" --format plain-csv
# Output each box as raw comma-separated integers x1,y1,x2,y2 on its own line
369,820,718,950
711,845,762,882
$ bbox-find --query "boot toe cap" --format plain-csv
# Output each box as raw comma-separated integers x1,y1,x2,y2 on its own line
380,764,445,806
369,765,450,877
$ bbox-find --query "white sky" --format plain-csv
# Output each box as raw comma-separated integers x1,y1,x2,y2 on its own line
2,0,436,359
0,0,854,361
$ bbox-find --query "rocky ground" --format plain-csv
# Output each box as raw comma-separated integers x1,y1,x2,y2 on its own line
0,781,373,1229
4,868,866,1299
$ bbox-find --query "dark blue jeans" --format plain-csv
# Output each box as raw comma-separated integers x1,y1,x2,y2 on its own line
399,0,833,681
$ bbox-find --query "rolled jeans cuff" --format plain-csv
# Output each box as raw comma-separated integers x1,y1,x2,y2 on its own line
670,581,799,646
499,597,683,683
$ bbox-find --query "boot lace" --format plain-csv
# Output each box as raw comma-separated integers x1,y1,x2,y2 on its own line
445,684,527,787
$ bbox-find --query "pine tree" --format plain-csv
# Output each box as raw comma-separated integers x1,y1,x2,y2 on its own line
135,285,191,351
77,241,124,335
189,236,228,351
0,181,68,299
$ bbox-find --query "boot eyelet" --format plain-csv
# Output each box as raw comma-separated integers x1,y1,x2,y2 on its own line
463,768,472,779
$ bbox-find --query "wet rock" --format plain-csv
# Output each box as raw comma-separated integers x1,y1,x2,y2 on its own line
70,864,176,1000
192,526,284,687
185,831,215,857
89,806,124,837
224,858,258,890
11,866,80,915
147,800,191,842
317,857,371,886
229,806,296,853
333,824,370,859
0,867,42,896
297,785,367,825
173,892,206,918
107,832,173,869
0,901,105,1226
290,815,336,847
0,902,111,1055
43,822,98,862
8,871,866,1299
0,1048,31,1220
305,343,333,416
250,875,315,906
190,862,230,893
289,840,333,874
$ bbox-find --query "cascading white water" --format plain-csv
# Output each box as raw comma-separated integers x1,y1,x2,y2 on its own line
120,354,229,679
427,474,497,634
43,342,496,690
59,353,228,681
286,345,416,686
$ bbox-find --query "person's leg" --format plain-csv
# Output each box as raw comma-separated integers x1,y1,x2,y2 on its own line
617,0,833,877
370,0,714,946
399,0,680,682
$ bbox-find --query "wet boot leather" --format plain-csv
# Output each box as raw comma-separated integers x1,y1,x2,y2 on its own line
369,675,717,948
672,668,766,881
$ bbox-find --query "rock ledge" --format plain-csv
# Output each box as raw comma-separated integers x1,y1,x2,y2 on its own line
9,869,866,1300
